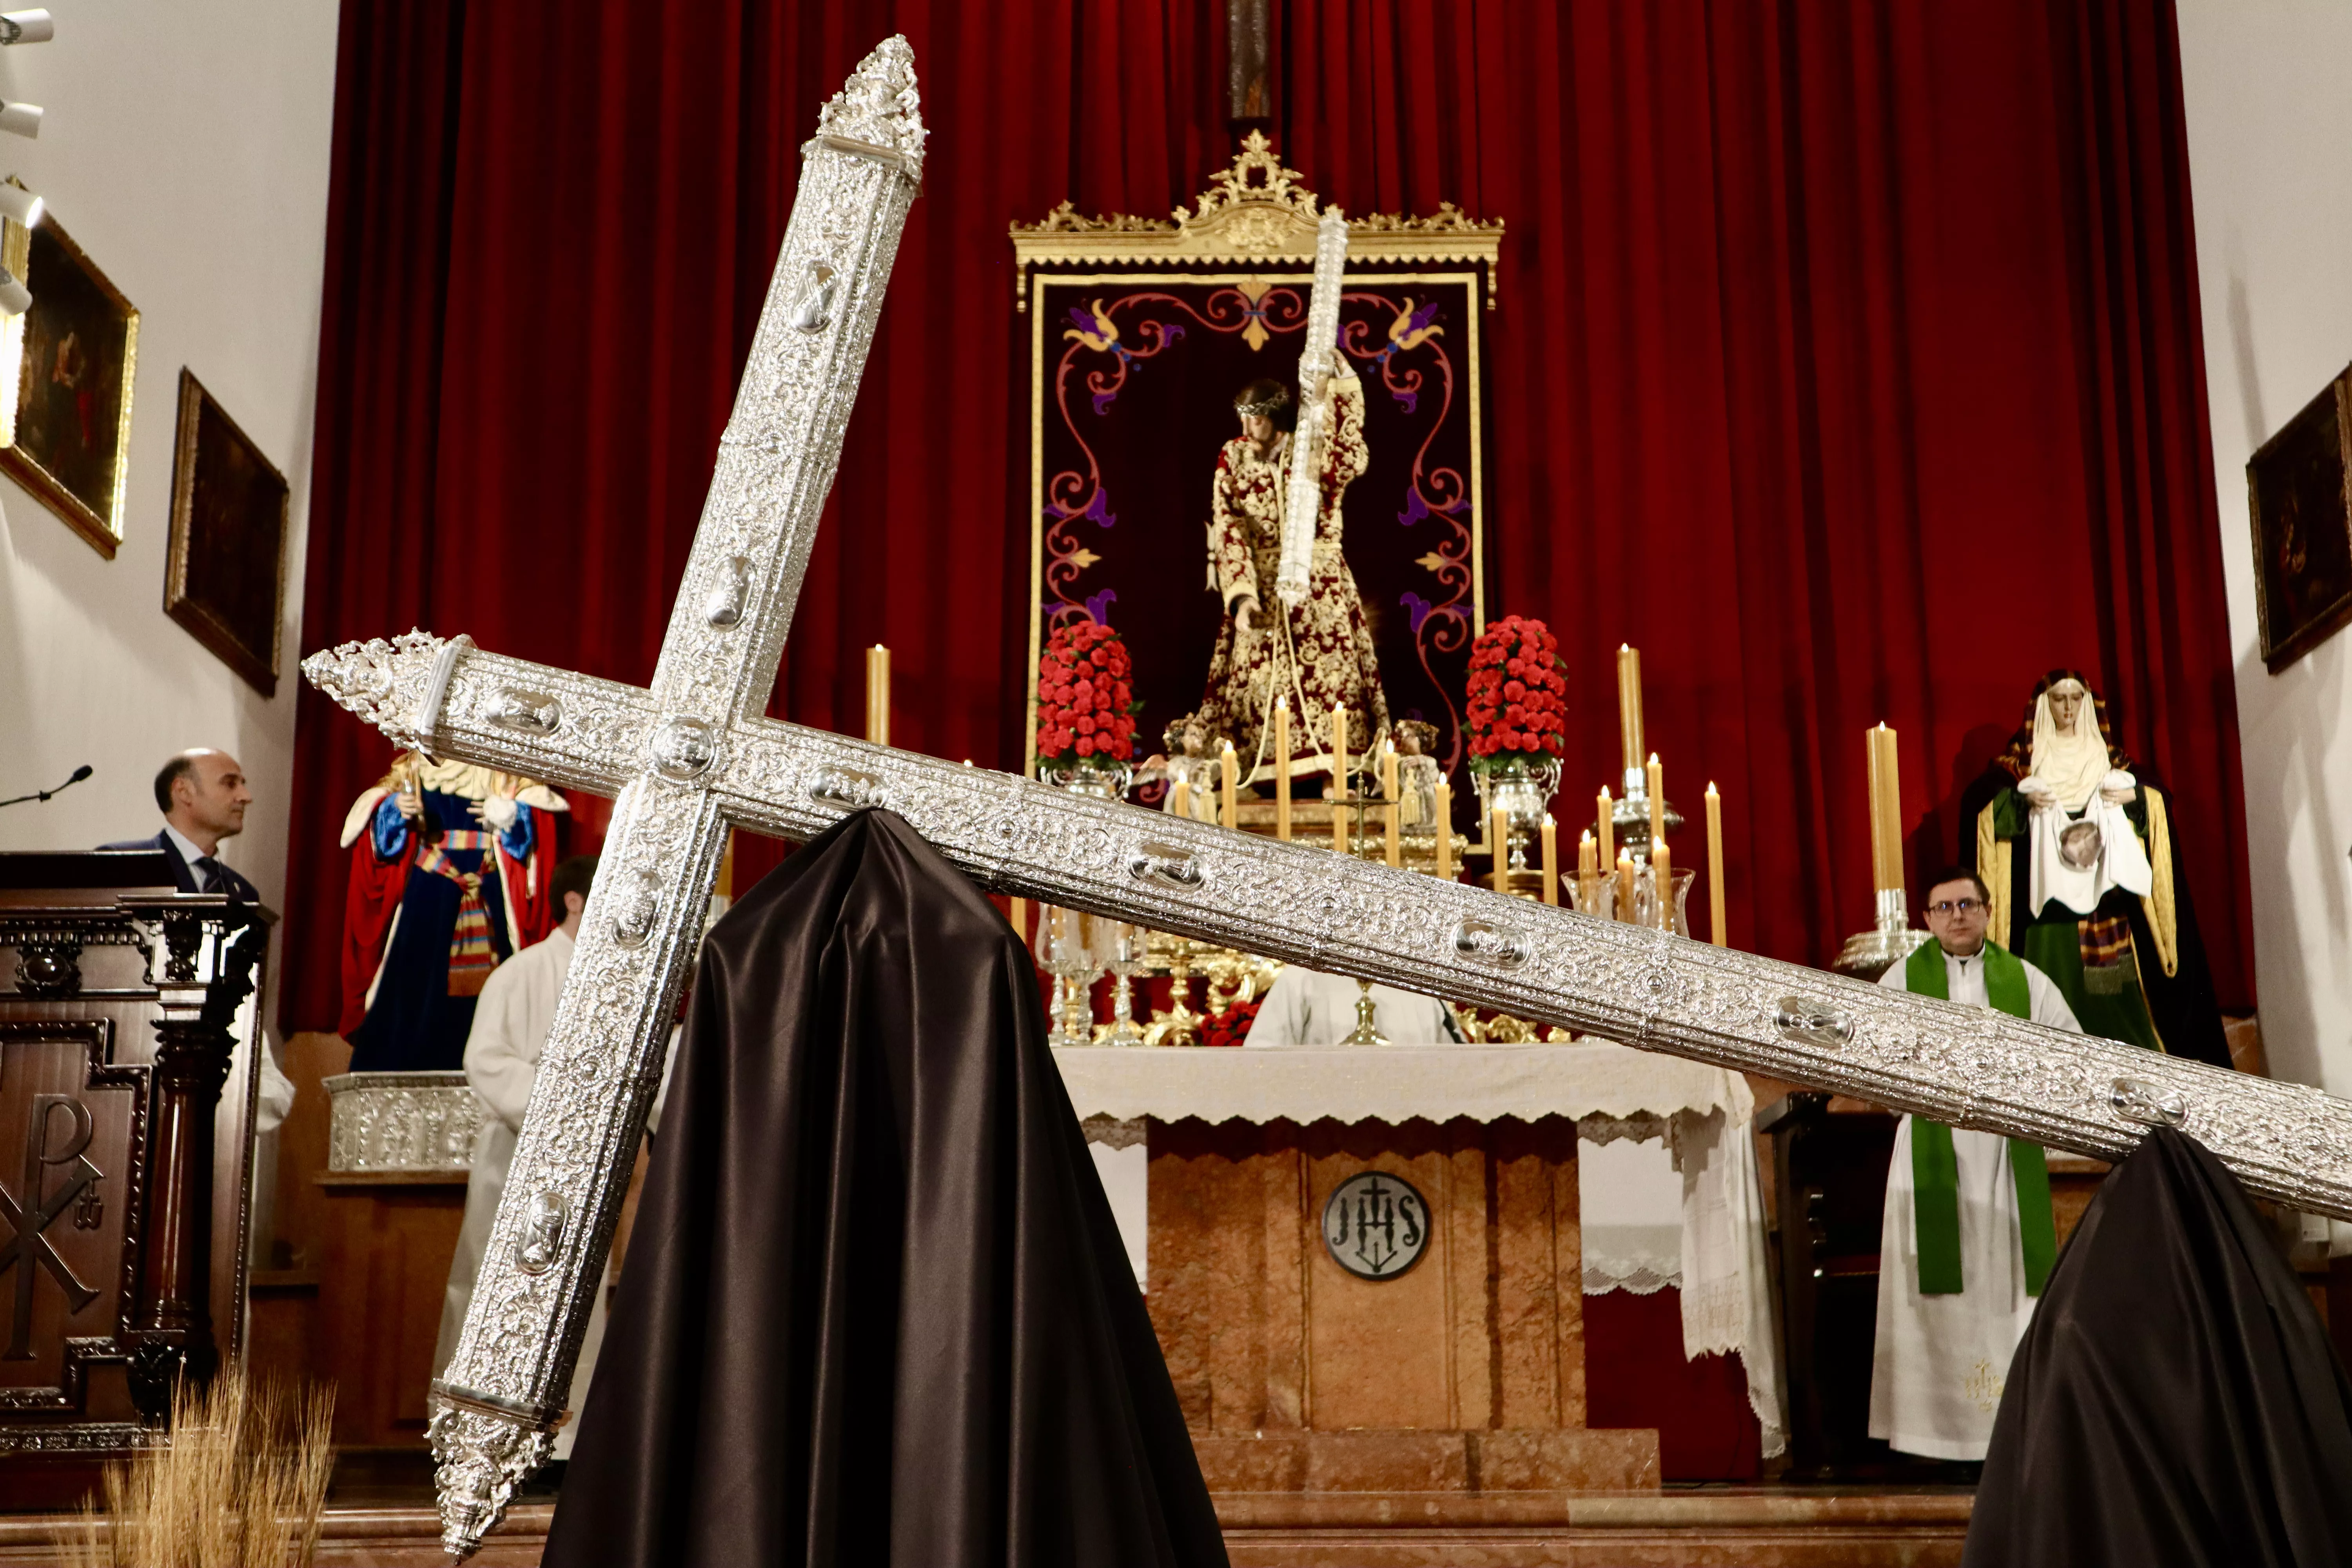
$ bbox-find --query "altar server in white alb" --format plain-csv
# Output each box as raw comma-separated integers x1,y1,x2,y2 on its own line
1871,866,2081,1461
1243,964,1466,1046
435,854,606,1458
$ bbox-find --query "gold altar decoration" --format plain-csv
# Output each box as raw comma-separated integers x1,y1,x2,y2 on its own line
1007,131,1504,313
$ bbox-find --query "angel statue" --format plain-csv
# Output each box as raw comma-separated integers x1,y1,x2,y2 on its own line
1958,671,2230,1069
1193,363,1389,787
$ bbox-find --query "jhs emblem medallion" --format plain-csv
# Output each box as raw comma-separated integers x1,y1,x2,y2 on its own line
1322,1171,1430,1280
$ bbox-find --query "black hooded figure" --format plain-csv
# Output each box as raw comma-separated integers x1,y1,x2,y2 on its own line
1965,1128,2352,1566
1958,670,2232,1070
541,810,1228,1568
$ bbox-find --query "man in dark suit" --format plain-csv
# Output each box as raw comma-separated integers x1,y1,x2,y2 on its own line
100,749,260,901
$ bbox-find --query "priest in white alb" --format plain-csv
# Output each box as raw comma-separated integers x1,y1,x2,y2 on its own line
1244,964,1466,1046
1871,866,2081,1461
435,853,607,1459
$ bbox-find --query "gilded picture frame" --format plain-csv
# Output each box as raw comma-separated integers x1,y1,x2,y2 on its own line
0,208,139,558
164,369,289,695
1011,136,1503,819
2247,365,2352,673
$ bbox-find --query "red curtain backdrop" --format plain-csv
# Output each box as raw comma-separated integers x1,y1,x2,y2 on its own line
283,0,2249,1033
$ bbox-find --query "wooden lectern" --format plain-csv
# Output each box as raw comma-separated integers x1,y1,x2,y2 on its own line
0,851,274,1507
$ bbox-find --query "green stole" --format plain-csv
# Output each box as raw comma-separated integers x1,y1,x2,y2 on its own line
1903,940,2057,1298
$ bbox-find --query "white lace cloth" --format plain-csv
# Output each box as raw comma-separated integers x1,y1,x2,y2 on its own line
1053,1042,1785,1455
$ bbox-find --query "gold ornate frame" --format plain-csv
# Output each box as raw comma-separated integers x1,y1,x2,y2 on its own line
0,208,140,559
1010,136,1506,777
1009,131,1504,312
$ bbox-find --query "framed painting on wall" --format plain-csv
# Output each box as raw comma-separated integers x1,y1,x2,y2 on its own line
2248,366,2352,673
0,209,139,557
164,369,289,695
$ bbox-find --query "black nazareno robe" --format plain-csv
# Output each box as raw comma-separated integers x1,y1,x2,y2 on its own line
1965,1127,2352,1566
542,810,1227,1568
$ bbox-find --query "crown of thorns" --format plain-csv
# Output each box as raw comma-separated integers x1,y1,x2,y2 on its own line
1234,386,1291,418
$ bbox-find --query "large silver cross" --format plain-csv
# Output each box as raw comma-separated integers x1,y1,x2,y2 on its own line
303,38,2352,1562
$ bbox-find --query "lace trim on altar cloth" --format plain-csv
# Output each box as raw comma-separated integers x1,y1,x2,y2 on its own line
1582,1255,1681,1295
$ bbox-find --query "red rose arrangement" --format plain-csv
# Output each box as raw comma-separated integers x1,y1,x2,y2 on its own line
1464,614,1568,770
1198,998,1261,1049
1035,619,1141,766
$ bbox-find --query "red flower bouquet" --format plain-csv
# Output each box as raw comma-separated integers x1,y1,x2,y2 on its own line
1035,619,1142,769
1463,615,1568,772
1198,997,1261,1049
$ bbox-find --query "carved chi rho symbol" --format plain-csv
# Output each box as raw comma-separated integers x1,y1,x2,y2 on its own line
300,30,2352,1566
0,1095,102,1359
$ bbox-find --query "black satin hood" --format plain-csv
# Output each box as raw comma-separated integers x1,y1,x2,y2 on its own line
544,809,1227,1568
1965,1127,2352,1567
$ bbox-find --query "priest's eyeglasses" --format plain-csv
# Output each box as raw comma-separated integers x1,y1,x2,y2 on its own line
1927,898,1986,917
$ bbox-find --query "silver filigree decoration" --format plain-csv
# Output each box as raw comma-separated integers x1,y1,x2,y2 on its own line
811,34,926,174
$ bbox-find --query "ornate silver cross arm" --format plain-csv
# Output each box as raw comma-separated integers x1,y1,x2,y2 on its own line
301,36,2352,1562
301,37,926,1561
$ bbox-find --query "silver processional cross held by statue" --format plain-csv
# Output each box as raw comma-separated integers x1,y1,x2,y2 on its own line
302,37,2352,1561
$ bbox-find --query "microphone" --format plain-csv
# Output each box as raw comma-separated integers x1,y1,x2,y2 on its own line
0,762,93,808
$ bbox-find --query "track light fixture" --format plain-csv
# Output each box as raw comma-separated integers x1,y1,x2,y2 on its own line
0,265,31,317
0,184,40,228
0,102,39,139
0,10,52,45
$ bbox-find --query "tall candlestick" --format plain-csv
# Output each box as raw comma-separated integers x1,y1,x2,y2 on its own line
1617,644,1645,775
1706,782,1727,947
1541,814,1559,905
1220,740,1239,830
1596,784,1615,871
1382,743,1401,867
865,644,890,745
1435,780,1453,879
1332,705,1350,855
1274,697,1292,842
1651,836,1672,931
1492,808,1511,893
1171,779,1191,820
1647,752,1664,845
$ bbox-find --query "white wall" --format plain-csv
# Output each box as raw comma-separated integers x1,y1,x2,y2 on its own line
2178,2,2352,1096
0,0,339,920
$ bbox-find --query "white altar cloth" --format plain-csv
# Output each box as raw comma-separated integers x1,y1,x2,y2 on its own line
1050,1041,1744,1129
1052,1041,1786,1455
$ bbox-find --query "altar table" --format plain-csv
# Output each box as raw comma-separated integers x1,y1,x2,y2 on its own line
1053,1042,1783,1491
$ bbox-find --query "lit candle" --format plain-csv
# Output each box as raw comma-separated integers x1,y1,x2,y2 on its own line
1541,814,1559,905
1617,644,1644,776
1332,705,1350,855
1596,784,1615,871
1579,828,1600,919
1274,697,1292,842
1617,848,1636,920
1651,835,1672,931
1435,779,1453,879
866,644,890,746
1171,779,1191,820
1220,740,1239,830
1647,752,1664,846
1492,808,1511,894
1382,742,1401,867
1706,781,1727,947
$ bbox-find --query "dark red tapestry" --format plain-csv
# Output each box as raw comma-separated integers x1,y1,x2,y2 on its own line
284,0,2249,1033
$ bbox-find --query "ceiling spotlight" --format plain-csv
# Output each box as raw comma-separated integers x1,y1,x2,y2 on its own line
0,266,31,317
0,102,38,139
0,184,39,228
0,10,52,45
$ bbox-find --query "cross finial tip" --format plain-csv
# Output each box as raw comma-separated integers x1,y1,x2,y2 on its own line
818,34,926,174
